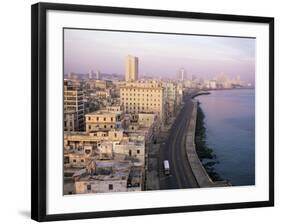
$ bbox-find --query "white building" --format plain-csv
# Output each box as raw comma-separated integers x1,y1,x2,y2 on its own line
73,160,142,194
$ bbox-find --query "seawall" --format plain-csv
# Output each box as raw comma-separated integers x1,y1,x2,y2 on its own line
185,100,230,188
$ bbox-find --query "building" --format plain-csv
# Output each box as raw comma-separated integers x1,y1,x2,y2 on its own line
88,70,93,80
96,70,100,80
64,130,125,151
95,80,107,89
73,160,143,194
114,139,145,163
210,80,217,89
179,68,186,81
85,109,123,132
98,141,114,160
106,105,122,112
64,80,85,131
120,80,165,122
138,113,158,128
176,83,183,106
163,81,177,116
64,150,91,168
125,55,138,82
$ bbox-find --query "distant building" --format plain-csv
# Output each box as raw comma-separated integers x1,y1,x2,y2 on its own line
210,80,217,89
125,55,138,82
67,72,73,79
179,68,185,81
88,70,93,80
96,70,100,80
64,80,85,131
163,81,177,116
95,80,107,89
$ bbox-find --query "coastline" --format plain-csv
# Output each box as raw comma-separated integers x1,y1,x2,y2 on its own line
194,101,223,182
193,89,255,186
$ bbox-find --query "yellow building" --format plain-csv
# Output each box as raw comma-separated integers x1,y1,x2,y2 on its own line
64,130,125,150
125,55,138,82
120,80,165,121
85,110,122,132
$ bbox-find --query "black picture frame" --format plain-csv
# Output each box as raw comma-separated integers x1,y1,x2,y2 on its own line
31,2,274,222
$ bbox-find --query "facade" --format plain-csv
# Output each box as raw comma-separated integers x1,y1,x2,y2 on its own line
85,110,123,132
64,130,125,150
176,83,183,106
73,160,142,194
120,80,165,121
65,151,89,168
64,111,77,132
179,68,186,81
114,140,145,163
64,80,85,131
138,113,158,128
210,80,217,89
75,176,128,194
95,80,107,89
98,141,114,160
125,55,138,82
163,81,177,117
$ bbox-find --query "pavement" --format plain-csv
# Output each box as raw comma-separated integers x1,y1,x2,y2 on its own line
159,95,199,190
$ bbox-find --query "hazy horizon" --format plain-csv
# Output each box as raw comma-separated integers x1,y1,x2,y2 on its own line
64,29,255,84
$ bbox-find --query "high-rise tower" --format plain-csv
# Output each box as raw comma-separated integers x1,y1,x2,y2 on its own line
125,55,138,82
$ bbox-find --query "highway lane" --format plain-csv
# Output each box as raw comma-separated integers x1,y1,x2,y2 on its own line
159,95,199,189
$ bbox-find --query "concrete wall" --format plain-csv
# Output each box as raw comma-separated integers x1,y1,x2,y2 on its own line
185,101,230,188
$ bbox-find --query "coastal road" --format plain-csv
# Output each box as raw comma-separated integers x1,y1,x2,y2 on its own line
159,94,199,189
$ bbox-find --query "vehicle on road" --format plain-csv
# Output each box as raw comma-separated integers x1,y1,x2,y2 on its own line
163,160,170,175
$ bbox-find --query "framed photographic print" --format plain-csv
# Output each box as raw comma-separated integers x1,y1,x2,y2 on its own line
31,2,274,222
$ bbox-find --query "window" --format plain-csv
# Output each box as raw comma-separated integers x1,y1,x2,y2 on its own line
88,125,91,130
109,184,113,190
88,117,91,121
104,117,106,121
97,117,99,121
111,117,113,121
87,184,91,190
73,159,76,163
81,159,84,163
137,150,140,154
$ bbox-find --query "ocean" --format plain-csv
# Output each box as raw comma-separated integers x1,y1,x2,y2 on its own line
196,89,255,186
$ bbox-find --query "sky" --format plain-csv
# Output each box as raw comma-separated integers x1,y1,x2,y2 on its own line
64,28,255,83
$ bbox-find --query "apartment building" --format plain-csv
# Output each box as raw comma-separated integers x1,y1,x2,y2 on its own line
64,79,85,131
85,109,123,132
120,80,165,121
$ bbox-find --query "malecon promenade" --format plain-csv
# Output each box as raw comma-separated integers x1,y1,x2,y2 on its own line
159,91,230,190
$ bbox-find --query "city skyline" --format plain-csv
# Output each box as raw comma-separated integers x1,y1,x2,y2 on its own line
64,29,255,83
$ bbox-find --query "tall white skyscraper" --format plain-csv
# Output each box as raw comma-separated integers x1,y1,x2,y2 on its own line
96,70,100,80
179,68,185,81
88,70,93,79
125,55,138,82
